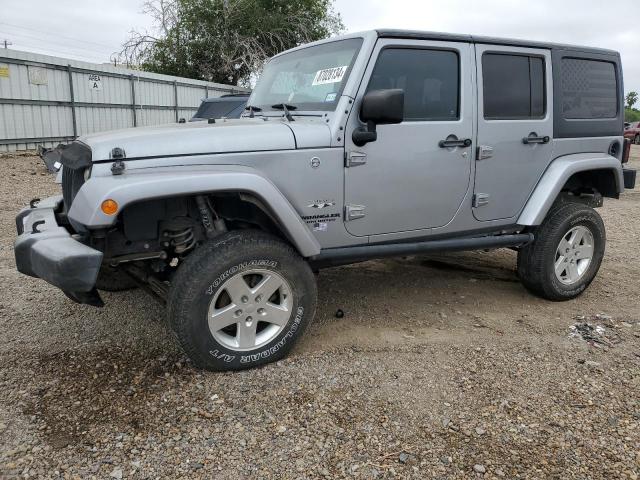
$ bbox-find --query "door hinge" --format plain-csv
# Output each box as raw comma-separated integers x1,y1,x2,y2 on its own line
345,151,367,168
473,193,490,208
345,204,366,221
476,145,493,160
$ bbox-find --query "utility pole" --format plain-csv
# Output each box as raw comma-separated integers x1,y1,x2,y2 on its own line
3,39,12,49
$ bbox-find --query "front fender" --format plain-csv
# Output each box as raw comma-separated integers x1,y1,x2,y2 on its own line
68,165,321,257
517,153,624,226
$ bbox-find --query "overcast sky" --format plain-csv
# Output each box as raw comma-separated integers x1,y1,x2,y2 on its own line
1,0,638,94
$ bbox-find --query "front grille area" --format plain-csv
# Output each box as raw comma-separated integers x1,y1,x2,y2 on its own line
61,166,86,213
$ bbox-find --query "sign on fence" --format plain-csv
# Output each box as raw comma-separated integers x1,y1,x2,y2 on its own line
88,74,102,91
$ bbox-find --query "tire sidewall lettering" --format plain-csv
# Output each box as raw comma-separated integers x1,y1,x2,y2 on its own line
238,306,304,364
206,259,278,295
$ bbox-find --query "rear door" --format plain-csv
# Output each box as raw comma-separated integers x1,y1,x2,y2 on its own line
473,45,553,221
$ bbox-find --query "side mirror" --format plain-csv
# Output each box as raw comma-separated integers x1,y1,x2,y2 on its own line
178,118,186,124
353,89,404,147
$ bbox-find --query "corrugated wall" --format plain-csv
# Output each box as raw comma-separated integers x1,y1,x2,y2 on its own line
0,49,249,152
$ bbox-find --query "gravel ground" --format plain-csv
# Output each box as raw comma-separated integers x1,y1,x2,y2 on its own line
0,149,639,480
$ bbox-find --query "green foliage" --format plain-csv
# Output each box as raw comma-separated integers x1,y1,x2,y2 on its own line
626,91,638,110
625,107,640,123
119,0,344,86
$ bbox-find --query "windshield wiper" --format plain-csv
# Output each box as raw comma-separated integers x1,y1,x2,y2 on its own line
244,105,262,118
271,103,297,122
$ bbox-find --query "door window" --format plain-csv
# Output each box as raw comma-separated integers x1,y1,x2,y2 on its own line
366,48,460,121
482,53,546,119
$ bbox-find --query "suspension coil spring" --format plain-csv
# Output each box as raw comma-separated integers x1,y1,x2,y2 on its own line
164,227,196,254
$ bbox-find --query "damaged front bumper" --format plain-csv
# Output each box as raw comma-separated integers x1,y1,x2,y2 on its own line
14,195,104,306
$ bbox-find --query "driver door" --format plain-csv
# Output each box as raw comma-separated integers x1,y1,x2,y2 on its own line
343,39,474,237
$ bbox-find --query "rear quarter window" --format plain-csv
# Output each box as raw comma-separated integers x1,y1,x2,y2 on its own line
560,58,617,119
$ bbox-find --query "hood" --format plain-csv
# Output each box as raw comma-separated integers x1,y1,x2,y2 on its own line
78,118,332,161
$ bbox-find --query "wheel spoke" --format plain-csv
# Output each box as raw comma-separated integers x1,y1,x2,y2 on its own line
236,321,257,349
262,302,291,327
252,274,282,300
558,237,570,254
567,262,580,282
209,303,239,331
224,274,252,304
575,243,594,260
554,257,567,277
566,229,580,248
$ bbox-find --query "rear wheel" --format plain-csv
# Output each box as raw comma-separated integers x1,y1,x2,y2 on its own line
168,230,317,371
517,202,605,301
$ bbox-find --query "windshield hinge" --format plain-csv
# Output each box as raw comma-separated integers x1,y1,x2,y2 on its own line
345,151,367,168
345,204,366,221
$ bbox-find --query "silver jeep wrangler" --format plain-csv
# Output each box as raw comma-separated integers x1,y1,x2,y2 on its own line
14,30,637,370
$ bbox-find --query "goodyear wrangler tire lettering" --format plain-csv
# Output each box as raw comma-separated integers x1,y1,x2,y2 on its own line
168,231,317,371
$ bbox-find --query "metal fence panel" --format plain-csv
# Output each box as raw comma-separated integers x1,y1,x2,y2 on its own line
0,49,248,152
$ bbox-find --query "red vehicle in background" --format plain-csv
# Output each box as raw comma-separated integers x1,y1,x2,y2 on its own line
624,121,640,144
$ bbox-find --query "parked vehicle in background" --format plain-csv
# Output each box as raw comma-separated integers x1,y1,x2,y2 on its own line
624,121,640,144
14,30,636,371
190,94,250,121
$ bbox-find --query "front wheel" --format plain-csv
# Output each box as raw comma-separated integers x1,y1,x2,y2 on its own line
635,135,640,145
517,203,605,301
168,231,317,371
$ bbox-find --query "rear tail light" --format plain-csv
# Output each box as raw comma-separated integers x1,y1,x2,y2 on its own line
622,138,631,164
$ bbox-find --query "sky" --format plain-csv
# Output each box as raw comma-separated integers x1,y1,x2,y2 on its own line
1,0,638,95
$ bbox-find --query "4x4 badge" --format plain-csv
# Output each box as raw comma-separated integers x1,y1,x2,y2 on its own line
307,201,335,209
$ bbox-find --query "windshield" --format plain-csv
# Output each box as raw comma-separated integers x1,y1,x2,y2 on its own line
249,38,363,112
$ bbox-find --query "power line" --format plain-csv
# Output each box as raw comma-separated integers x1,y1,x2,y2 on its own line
0,21,119,51
2,39,110,64
0,29,116,57
2,39,12,49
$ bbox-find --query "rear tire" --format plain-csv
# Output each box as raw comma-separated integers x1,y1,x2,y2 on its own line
168,230,317,371
517,202,605,301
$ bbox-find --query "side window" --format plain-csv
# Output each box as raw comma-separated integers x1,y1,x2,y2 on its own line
560,58,617,119
482,53,546,120
366,48,460,121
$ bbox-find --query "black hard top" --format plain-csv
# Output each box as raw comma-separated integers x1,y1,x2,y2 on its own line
376,29,619,56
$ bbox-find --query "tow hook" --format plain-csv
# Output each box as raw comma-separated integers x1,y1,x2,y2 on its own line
29,198,40,208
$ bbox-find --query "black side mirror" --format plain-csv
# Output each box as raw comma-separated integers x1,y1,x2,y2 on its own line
353,89,404,147
178,118,186,124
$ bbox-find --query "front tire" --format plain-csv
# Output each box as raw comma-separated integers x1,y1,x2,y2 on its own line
168,231,317,371
635,134,640,145
517,202,605,301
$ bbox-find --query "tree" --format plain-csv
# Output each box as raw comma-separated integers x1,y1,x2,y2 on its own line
626,91,638,110
114,0,344,86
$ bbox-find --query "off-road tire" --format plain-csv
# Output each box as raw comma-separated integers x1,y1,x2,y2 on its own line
517,202,605,301
95,265,138,292
167,230,317,371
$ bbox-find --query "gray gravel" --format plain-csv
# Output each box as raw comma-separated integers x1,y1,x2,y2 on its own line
1,151,639,479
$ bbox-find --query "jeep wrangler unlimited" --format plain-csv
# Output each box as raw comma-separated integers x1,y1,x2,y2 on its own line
15,30,637,370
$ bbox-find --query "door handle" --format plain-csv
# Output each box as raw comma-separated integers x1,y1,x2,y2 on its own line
439,138,472,148
522,133,550,145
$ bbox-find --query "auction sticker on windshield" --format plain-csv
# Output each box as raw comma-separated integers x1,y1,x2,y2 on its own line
312,66,348,86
